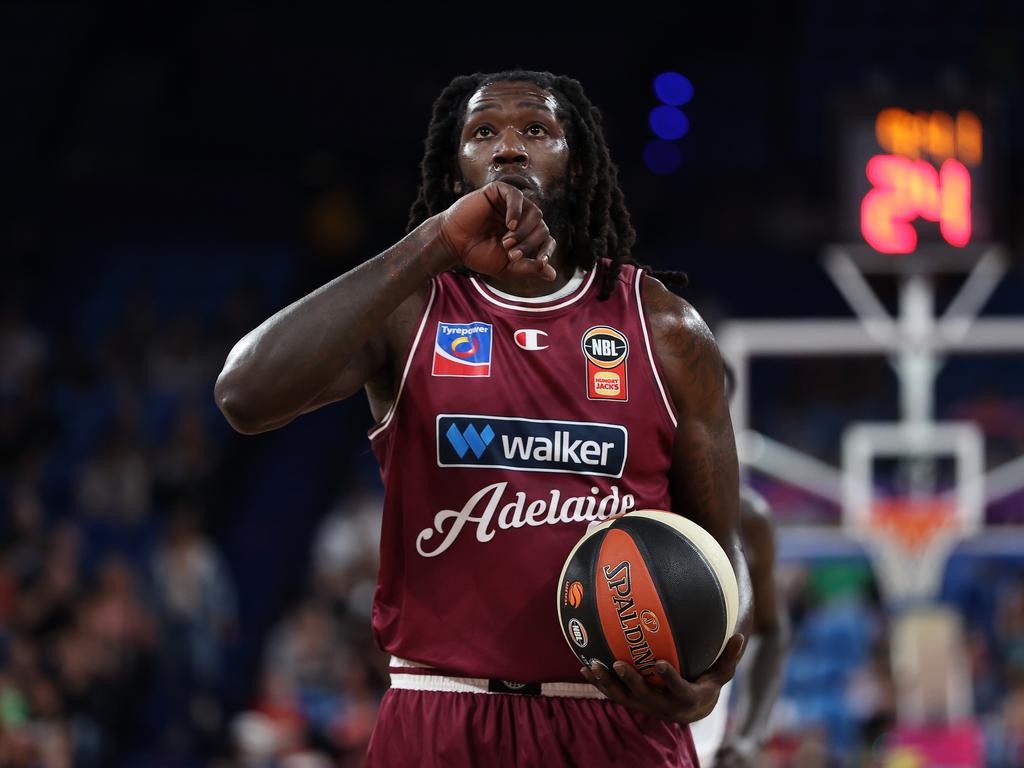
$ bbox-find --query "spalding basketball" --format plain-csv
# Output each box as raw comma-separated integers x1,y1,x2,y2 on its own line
557,510,739,684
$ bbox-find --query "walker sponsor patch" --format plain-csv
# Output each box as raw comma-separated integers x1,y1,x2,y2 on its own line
436,414,627,478
433,321,493,377
581,326,629,401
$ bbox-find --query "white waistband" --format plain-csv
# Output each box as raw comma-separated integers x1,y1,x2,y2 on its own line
389,657,605,700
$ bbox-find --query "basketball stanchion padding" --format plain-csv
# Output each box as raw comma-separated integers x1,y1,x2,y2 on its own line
557,510,739,685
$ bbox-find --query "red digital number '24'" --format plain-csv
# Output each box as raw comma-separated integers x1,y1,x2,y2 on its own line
861,155,971,253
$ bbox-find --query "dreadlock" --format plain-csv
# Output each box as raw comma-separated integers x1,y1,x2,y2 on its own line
406,69,687,300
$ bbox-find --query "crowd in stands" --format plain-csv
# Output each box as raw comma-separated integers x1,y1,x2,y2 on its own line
0,286,242,766
2,270,1024,766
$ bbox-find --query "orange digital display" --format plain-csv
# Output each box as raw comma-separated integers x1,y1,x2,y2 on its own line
860,109,981,254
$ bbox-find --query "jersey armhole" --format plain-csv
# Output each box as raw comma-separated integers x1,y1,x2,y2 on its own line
634,269,679,430
367,279,437,440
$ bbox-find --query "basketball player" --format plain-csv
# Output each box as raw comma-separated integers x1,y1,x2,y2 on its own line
689,486,790,767
687,367,790,766
215,70,751,767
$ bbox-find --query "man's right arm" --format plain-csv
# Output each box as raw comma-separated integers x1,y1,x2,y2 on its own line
214,217,452,435
214,182,556,435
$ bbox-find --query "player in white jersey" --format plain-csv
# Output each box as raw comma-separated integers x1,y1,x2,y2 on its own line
691,366,790,766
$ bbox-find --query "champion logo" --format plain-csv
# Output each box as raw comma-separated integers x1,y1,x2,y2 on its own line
445,423,495,459
514,329,549,351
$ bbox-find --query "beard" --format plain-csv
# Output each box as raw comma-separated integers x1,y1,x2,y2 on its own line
537,176,572,257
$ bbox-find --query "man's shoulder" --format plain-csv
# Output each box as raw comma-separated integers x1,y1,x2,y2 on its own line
640,274,722,401
641,273,712,343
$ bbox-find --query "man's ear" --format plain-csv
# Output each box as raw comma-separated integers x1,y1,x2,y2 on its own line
453,179,463,194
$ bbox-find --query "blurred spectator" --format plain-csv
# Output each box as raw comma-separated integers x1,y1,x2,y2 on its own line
148,315,216,398
0,300,47,397
998,583,1024,686
312,487,383,619
150,506,238,750
153,401,222,510
76,394,151,524
846,641,897,750
17,523,82,642
101,291,158,390
990,683,1024,768
2,486,47,591
263,601,344,697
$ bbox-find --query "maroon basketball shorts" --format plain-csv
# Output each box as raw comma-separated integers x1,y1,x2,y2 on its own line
364,659,698,767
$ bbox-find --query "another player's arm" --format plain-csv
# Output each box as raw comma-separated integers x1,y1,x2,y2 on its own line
215,183,554,434
582,276,752,723
714,492,790,768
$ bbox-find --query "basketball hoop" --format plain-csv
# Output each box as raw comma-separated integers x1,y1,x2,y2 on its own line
869,497,957,553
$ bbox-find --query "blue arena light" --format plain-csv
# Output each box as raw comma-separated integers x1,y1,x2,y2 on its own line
649,106,690,140
653,72,694,106
643,140,682,175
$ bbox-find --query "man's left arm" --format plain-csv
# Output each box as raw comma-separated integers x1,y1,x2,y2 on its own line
582,275,752,722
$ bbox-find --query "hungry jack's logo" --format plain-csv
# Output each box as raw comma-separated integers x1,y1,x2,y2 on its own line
602,560,657,677
581,326,628,401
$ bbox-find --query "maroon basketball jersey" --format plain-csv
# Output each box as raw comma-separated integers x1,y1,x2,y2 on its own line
369,260,678,682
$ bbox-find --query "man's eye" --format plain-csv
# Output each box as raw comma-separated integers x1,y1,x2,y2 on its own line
527,124,547,136
474,126,493,138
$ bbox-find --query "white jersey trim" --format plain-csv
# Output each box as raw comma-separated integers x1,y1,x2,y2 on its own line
480,267,586,304
634,270,678,429
368,281,437,441
468,268,595,312
388,656,605,699
389,672,605,699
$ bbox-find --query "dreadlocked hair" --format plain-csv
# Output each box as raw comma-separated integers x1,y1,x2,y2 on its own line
406,69,687,300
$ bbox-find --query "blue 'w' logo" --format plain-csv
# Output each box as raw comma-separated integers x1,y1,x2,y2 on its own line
445,423,495,459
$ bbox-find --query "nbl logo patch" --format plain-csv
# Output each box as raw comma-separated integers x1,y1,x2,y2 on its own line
433,321,493,377
436,414,628,478
581,326,629,401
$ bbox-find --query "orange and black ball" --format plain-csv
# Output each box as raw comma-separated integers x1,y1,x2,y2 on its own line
557,510,739,685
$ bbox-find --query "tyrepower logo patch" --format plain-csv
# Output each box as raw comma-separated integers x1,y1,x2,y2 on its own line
437,414,627,478
433,321,492,377
581,326,628,401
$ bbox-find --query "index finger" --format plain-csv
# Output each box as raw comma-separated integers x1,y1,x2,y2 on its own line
494,182,524,231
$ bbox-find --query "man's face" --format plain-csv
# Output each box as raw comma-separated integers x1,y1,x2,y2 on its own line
455,80,572,219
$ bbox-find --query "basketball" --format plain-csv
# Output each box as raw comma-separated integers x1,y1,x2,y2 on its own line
557,510,740,684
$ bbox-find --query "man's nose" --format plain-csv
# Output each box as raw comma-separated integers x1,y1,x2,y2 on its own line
491,128,529,168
